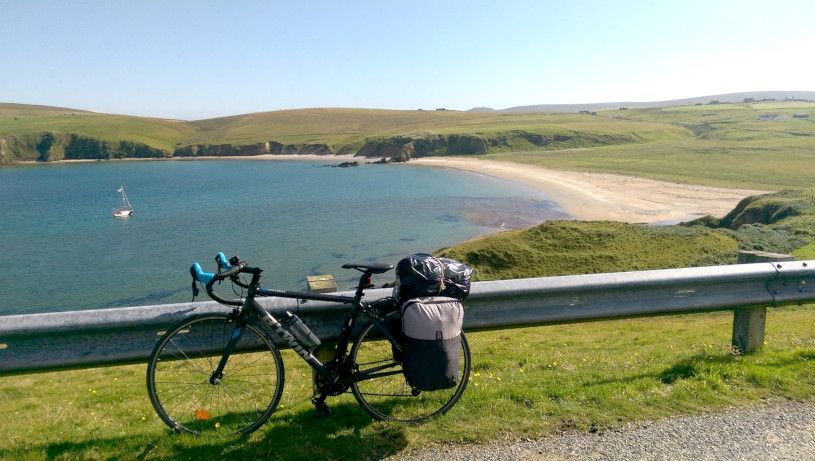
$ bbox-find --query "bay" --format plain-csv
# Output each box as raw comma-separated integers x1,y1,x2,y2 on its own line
0,159,571,315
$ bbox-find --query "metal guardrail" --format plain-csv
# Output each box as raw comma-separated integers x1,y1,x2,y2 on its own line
1,259,813,375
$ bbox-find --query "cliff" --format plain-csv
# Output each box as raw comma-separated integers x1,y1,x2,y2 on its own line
0,132,170,162
1,129,631,164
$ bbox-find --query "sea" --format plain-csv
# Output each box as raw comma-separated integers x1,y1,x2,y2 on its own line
0,159,572,316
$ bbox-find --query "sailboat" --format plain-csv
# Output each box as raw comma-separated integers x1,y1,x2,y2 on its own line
113,186,134,218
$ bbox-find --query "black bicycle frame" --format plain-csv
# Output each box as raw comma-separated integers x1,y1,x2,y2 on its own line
210,267,403,389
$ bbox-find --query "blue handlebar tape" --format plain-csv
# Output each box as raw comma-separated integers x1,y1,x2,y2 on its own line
217,252,230,270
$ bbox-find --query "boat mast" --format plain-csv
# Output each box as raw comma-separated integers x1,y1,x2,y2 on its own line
118,186,132,211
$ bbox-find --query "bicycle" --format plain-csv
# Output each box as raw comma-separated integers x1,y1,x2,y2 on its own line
146,252,471,436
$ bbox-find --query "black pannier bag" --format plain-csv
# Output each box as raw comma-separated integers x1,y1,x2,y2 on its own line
393,253,474,301
400,296,464,391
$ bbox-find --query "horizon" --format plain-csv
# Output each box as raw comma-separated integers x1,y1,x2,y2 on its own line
2,1,814,120
3,89,814,122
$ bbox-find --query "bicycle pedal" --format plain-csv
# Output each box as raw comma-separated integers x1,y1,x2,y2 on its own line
311,396,332,418
313,404,332,418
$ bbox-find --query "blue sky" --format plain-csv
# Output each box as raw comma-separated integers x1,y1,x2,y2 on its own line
1,0,813,120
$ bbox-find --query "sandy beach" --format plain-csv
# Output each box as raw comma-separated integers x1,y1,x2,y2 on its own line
410,157,770,224
36,153,769,224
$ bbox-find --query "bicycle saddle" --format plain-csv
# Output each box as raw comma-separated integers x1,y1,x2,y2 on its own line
342,262,394,274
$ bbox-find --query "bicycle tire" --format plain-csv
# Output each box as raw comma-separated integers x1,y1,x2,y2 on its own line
146,313,285,436
350,309,471,422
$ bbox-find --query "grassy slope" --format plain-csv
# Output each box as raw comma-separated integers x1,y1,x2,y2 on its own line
437,221,739,281
0,105,198,152
4,100,814,190
435,189,815,282
483,101,815,189
181,108,688,152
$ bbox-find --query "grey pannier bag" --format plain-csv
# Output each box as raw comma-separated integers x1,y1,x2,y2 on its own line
400,296,464,391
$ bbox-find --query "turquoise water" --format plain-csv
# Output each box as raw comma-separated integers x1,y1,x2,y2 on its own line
0,159,571,315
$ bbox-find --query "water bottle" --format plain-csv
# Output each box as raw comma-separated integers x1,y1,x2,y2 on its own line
281,311,321,352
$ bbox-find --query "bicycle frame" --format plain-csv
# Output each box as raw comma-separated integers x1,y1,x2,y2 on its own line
209,265,403,393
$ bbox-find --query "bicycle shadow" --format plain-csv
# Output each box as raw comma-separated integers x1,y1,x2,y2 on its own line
29,401,409,461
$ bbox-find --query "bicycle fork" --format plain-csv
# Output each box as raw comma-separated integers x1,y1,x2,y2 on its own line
209,313,248,385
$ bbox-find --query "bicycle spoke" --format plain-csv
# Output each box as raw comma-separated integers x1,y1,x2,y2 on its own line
147,315,285,436
350,310,470,422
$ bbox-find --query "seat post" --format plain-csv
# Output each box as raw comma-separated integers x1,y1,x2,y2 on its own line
310,276,339,398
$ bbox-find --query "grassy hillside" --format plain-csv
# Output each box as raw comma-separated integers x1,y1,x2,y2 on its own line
484,100,815,189
2,99,814,191
436,221,739,281
181,108,688,148
436,190,815,282
0,104,196,152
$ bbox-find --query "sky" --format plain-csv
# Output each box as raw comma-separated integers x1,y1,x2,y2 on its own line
1,0,813,120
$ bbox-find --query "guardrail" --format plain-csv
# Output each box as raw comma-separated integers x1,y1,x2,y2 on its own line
1,257,813,375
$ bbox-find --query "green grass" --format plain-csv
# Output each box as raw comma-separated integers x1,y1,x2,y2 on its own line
436,221,739,281
1,307,813,460
483,101,815,190
0,109,197,153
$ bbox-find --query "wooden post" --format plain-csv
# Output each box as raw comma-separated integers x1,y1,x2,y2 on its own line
732,251,795,354
308,275,337,395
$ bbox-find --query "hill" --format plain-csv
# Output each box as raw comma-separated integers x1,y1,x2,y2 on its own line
492,91,815,113
2,94,814,191
435,190,815,281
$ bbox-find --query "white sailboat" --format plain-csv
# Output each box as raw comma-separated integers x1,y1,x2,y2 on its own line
113,186,134,218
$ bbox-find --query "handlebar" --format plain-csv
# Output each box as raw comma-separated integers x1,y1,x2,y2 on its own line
190,252,394,307
190,254,258,306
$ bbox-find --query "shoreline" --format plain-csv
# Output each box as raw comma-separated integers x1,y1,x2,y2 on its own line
10,154,359,164
8,154,770,224
409,157,770,224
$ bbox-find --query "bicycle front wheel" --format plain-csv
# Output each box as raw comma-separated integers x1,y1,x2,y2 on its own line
146,314,285,436
350,310,471,422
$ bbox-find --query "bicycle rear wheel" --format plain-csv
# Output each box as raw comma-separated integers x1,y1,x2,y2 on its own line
146,314,285,436
350,310,470,422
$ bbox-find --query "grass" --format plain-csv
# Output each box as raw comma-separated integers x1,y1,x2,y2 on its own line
0,111,197,152
1,307,813,460
436,221,739,281
482,101,815,190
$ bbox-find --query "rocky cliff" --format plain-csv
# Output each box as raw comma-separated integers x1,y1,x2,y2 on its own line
0,132,169,162
172,141,334,157
1,129,630,164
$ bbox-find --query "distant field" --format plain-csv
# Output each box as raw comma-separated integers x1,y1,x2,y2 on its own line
178,108,689,150
484,101,815,189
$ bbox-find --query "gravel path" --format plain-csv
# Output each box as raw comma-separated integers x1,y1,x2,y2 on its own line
388,400,815,461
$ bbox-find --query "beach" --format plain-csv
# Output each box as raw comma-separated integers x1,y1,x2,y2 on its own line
27,153,770,224
410,157,770,224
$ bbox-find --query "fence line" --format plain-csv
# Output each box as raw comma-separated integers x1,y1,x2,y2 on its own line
1,258,813,375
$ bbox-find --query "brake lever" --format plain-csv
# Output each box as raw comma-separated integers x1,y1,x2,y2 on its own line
189,265,200,301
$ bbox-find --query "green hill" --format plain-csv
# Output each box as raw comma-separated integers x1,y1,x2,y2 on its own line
435,190,815,281
2,98,814,191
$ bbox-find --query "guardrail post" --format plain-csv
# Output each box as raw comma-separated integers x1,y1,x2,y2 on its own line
308,275,338,395
733,251,795,353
